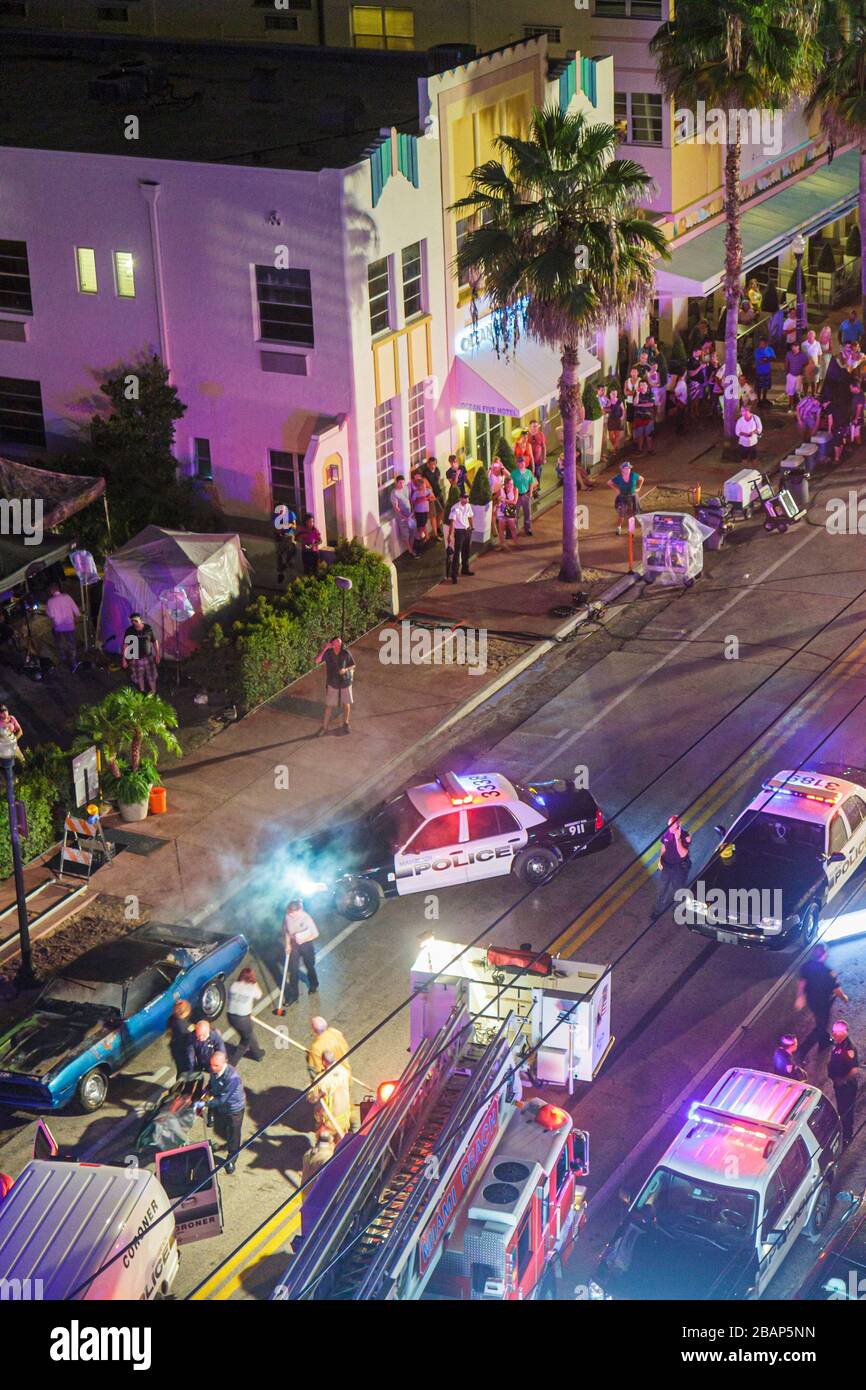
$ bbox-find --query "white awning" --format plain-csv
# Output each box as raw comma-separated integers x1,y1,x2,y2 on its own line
452,337,600,418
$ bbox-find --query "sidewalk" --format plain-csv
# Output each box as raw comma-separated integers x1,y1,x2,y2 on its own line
0,402,807,929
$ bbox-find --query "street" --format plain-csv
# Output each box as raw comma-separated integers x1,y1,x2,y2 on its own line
3,464,866,1301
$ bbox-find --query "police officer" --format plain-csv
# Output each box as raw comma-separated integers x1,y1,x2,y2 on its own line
797,944,848,1057
828,1020,859,1147
655,814,692,914
205,1051,246,1174
773,1034,807,1081
193,1019,226,1072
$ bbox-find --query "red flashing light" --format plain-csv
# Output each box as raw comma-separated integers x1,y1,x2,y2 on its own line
377,1081,398,1105
448,793,473,806
594,808,604,831
536,1104,568,1131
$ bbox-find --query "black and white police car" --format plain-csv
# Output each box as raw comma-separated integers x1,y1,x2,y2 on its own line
684,763,866,949
287,770,611,921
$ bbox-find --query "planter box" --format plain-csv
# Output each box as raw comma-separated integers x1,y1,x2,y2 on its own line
471,501,493,543
118,797,150,823
580,417,605,470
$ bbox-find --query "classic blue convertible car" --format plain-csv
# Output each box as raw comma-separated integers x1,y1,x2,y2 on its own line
0,921,248,1113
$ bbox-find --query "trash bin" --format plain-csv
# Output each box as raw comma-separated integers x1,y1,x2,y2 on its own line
149,786,167,815
780,461,809,508
795,442,819,473
811,430,833,463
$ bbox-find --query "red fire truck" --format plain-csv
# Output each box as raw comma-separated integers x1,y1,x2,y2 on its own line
274,1004,588,1301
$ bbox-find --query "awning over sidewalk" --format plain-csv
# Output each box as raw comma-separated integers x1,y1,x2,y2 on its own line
452,337,600,418
655,148,860,297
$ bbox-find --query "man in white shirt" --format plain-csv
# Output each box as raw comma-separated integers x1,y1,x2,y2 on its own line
801,330,822,395
282,898,320,1003
735,405,763,461
45,584,81,668
446,495,475,584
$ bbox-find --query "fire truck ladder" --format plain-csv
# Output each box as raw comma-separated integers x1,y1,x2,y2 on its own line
274,1005,516,1301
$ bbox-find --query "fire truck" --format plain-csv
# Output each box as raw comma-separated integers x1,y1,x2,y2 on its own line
274,1004,588,1300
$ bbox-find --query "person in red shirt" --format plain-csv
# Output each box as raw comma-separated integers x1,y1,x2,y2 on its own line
0,705,24,762
527,419,547,489
297,513,321,576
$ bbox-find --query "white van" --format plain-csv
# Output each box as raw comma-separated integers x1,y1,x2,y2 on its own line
598,1069,842,1299
0,1159,178,1301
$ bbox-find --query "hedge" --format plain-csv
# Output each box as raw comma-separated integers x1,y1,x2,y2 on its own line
192,540,392,710
0,767,60,880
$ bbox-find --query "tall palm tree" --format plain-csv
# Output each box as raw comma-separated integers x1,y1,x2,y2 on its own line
807,0,866,324
453,105,667,582
651,1,821,442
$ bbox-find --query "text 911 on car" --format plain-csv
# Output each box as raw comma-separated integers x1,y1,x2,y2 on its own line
284,770,611,921
682,764,866,949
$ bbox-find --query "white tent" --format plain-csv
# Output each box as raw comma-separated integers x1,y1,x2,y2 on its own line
98,526,251,659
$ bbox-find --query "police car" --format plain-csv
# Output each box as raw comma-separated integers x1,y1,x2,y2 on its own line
287,770,611,921
684,763,866,949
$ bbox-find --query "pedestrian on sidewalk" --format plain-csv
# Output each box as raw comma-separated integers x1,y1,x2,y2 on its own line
0,705,25,762
421,456,444,540
828,1020,859,1146
389,476,418,559
274,506,298,587
783,305,798,349
608,461,644,537
497,474,520,547
624,367,640,439
297,513,322,576
801,329,821,395
446,493,475,583
796,392,821,441
301,1127,336,1185
193,1019,226,1072
631,380,655,454
168,999,196,1079
796,944,848,1057
307,1015,349,1081
849,378,864,446
205,1052,246,1174
227,967,265,1063
773,1033,807,1081
655,814,692,915
606,389,625,452
785,342,808,411
839,309,864,349
735,404,762,462
510,456,537,534
527,419,547,489
449,454,469,497
310,1050,352,1138
514,430,530,469
46,584,81,671
669,375,688,435
282,898,320,1003
818,322,833,383
121,612,160,694
315,635,354,736
753,336,775,406
409,468,433,546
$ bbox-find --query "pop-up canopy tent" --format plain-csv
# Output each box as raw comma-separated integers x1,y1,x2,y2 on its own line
98,526,251,659
0,455,108,530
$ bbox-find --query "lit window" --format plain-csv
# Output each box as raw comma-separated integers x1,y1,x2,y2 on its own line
352,6,414,51
401,241,424,319
375,400,396,516
193,438,213,482
76,248,98,295
408,380,427,466
113,251,136,298
368,257,392,336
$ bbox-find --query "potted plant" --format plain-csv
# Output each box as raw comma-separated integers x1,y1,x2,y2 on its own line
469,463,493,542
74,688,181,821
114,763,158,823
579,379,605,470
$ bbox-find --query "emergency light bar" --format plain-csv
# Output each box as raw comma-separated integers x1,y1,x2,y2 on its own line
687,1102,786,1137
762,776,841,805
438,771,473,806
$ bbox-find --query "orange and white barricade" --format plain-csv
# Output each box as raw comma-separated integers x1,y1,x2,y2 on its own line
59,809,113,880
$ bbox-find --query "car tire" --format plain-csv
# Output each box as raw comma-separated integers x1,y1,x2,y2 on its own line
800,903,820,946
200,978,226,1020
807,1179,832,1238
77,1067,109,1113
334,877,382,921
514,846,562,888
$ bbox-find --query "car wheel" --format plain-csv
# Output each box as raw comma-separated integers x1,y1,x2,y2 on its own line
763,519,774,531
200,978,226,1020
334,877,381,921
801,903,820,946
77,1067,109,1113
808,1179,832,1237
515,846,562,888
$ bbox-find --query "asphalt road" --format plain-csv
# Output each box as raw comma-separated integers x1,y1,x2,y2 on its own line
3,463,866,1302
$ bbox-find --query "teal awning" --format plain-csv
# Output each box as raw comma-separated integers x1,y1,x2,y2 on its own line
655,149,860,297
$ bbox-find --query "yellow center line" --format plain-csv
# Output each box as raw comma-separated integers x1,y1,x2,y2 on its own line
190,1191,303,1301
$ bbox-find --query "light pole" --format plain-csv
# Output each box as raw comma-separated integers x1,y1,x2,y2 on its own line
792,233,807,338
0,730,36,988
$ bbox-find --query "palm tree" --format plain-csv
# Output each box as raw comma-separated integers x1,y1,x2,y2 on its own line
453,105,667,582
74,687,181,776
651,1,821,443
807,0,866,324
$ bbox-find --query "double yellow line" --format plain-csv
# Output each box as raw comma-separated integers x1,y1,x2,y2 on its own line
189,1191,302,1301
552,629,866,958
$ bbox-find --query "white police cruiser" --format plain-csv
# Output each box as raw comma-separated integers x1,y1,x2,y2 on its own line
685,763,866,948
288,770,610,920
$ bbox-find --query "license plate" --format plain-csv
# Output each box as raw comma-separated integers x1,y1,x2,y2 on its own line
716,929,739,945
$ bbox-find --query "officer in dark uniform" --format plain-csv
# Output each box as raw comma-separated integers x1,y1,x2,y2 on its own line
193,1019,225,1072
828,1020,859,1147
798,944,848,1057
773,1034,807,1081
205,1051,246,1174
655,815,692,914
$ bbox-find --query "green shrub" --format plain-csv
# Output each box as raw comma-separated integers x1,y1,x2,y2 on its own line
0,765,60,880
670,333,688,370
469,467,491,505
582,380,603,420
495,434,515,469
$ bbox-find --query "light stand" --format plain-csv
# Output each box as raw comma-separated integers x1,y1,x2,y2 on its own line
0,730,36,988
793,233,807,338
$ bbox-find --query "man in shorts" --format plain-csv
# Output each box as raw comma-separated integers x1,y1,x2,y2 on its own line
315,635,355,736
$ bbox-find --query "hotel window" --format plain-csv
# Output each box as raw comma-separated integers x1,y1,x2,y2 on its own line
454,208,492,289
352,5,414,51
0,239,33,314
0,376,46,448
407,381,427,466
269,450,307,518
113,251,136,298
473,412,504,469
375,400,396,516
595,0,662,16
255,266,315,347
523,24,561,43
76,248,98,295
401,241,424,320
368,256,392,336
616,92,663,145
193,438,213,482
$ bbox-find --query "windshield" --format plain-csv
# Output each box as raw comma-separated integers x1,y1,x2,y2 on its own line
42,976,124,1012
730,811,824,857
378,795,424,850
634,1167,758,1246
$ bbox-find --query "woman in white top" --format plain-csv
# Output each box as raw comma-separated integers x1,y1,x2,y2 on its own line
227,967,265,1062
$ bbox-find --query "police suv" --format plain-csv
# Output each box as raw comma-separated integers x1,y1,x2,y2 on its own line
684,763,866,949
287,770,611,920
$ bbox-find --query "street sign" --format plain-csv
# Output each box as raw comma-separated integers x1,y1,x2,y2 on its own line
72,746,99,808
